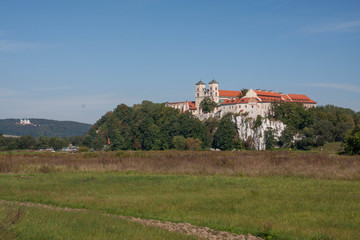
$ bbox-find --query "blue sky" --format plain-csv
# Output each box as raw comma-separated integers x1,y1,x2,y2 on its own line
1,0,359,124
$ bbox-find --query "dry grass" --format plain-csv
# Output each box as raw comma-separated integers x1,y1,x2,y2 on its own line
0,150,359,180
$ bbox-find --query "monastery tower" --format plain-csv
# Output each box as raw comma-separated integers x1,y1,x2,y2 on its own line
209,79,219,103
195,80,206,114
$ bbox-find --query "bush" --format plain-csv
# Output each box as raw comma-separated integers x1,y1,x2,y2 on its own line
185,137,202,151
344,125,360,155
173,136,186,150
78,147,90,152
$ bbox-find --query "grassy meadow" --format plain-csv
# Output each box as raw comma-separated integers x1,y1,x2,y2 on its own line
0,202,197,240
1,150,360,240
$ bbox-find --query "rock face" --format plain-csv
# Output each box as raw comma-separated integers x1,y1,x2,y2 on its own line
234,116,286,150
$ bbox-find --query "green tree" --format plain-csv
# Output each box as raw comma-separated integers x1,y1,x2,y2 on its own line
173,136,186,150
296,127,315,150
212,114,238,150
200,97,217,114
92,135,106,150
271,102,313,130
37,135,49,148
278,126,296,148
203,117,219,144
344,125,360,155
185,137,202,151
17,135,37,149
254,115,262,129
241,88,248,97
7,141,19,150
110,131,125,150
68,135,84,146
264,128,276,150
49,137,68,150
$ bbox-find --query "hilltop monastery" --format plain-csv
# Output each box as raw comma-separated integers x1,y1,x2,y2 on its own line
166,80,316,119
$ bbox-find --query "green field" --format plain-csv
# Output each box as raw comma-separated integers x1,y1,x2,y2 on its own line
1,171,360,240
1,151,360,239
0,202,197,240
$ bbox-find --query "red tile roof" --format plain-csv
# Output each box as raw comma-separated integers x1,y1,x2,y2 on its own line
221,97,254,105
287,94,317,104
258,96,285,103
254,90,282,98
280,94,292,102
187,101,196,110
219,90,242,98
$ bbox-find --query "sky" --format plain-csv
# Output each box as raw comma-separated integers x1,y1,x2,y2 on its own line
1,0,360,124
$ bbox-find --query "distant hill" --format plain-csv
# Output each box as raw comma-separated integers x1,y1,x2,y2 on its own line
0,118,92,138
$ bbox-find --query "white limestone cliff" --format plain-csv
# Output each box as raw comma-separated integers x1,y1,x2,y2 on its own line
234,116,286,150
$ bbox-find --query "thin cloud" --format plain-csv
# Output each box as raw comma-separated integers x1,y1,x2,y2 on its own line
0,40,62,51
270,0,291,13
32,87,71,91
307,20,360,33
0,40,33,51
310,83,360,93
0,88,18,97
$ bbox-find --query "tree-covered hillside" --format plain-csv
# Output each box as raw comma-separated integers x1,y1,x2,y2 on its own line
81,101,360,154
270,103,359,151
83,101,210,150
0,119,91,138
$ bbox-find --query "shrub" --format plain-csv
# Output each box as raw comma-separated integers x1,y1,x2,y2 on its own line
344,125,360,155
185,137,202,151
78,147,90,152
173,136,186,150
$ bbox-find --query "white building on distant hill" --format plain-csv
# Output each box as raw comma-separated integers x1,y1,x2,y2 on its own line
17,119,36,126
166,80,317,119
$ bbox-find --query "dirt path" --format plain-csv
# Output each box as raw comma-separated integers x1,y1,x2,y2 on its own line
1,200,263,240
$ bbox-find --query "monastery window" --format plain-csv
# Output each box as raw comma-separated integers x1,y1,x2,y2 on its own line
197,88,199,92
215,87,218,90
197,93,199,97
215,92,217,96
210,87,212,91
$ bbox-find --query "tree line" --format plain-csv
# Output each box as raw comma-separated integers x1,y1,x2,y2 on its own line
0,135,84,151
1,101,359,154
270,103,360,153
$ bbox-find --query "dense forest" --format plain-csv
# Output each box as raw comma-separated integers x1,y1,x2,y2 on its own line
0,119,91,138
82,101,359,154
0,101,359,154
270,103,359,152
83,101,211,151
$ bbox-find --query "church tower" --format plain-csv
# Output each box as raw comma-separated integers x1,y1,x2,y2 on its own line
195,80,206,114
208,79,219,103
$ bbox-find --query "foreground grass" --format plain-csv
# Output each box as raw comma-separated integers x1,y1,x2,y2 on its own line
0,203,197,240
1,172,359,240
